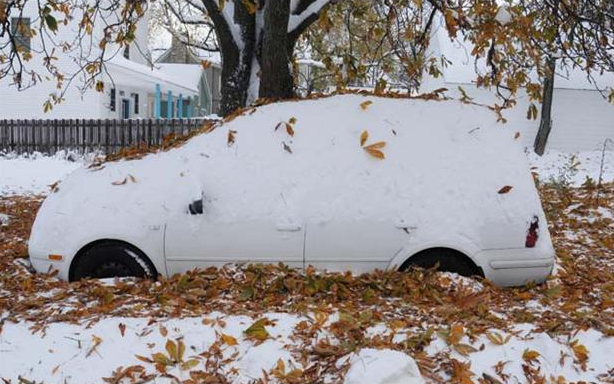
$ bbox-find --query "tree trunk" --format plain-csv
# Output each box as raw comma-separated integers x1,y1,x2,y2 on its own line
259,0,294,99
217,0,256,116
534,57,556,156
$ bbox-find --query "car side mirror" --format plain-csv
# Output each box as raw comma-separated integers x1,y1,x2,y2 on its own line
188,199,204,215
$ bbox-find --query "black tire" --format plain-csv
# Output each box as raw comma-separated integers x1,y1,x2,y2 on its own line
71,242,157,281
399,248,482,277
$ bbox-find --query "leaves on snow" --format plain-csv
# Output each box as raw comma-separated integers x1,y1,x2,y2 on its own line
360,130,386,159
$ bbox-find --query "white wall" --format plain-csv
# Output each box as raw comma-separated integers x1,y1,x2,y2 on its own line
444,84,614,152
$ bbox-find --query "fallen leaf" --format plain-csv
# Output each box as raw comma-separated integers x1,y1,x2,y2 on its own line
118,323,126,337
360,100,373,110
244,318,270,341
227,130,237,146
221,333,238,346
360,130,369,146
364,141,386,150
498,186,513,194
365,148,385,159
522,349,540,362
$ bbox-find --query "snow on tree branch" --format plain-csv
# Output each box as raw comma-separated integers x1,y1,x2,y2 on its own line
288,0,332,33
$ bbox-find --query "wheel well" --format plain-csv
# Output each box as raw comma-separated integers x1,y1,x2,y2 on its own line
399,247,484,277
69,239,157,281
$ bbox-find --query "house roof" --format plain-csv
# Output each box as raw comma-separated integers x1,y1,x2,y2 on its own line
106,56,199,95
157,63,205,89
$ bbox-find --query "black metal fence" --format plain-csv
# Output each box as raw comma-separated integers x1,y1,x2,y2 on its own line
0,118,212,154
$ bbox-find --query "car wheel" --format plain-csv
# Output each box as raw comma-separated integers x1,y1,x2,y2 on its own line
71,242,156,281
400,248,481,277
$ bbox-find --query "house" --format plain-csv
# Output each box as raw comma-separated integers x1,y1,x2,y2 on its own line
422,22,614,152
155,35,223,116
0,3,199,119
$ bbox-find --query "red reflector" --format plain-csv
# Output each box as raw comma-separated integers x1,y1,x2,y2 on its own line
525,216,539,248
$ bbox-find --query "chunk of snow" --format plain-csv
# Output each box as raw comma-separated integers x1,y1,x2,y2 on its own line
495,6,512,24
343,348,425,384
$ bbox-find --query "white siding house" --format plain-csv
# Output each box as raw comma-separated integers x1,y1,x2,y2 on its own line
0,3,199,119
424,24,614,152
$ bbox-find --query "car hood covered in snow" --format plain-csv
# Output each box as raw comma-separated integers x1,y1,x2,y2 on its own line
30,94,551,262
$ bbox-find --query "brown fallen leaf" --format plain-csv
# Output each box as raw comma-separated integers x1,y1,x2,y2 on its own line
364,141,386,150
360,100,373,110
365,148,385,159
498,186,513,194
360,130,369,146
227,130,237,146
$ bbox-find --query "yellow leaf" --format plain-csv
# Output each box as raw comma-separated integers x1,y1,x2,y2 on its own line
360,100,373,110
360,130,369,146
153,352,172,366
571,341,589,362
166,340,178,362
180,359,200,370
244,318,270,341
522,349,540,361
487,332,511,346
221,333,238,346
447,324,465,346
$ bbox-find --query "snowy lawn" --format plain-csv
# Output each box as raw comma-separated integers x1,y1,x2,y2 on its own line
0,151,89,196
1,180,614,383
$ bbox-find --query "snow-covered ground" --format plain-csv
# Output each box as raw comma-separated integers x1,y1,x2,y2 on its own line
528,149,614,186
0,151,87,196
1,314,612,384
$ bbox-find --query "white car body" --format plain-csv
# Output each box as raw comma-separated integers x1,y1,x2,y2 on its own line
29,95,555,286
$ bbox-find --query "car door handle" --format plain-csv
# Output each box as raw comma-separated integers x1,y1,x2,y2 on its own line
276,224,302,232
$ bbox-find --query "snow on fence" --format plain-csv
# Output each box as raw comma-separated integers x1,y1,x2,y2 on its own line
0,118,212,155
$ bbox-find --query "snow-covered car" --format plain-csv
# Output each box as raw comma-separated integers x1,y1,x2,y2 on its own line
29,95,555,286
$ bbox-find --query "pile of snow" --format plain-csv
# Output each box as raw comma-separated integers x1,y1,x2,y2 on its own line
342,349,425,384
527,149,614,186
34,95,546,255
0,151,87,196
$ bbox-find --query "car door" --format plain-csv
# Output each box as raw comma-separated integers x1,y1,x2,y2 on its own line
164,204,305,275
304,218,411,273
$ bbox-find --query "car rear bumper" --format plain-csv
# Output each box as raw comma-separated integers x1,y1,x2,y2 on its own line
477,247,555,287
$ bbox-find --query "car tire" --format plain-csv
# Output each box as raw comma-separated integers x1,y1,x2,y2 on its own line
400,248,481,277
71,242,157,281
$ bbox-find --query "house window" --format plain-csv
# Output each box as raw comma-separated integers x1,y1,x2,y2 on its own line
11,17,31,53
132,93,139,114
123,45,130,60
110,88,116,112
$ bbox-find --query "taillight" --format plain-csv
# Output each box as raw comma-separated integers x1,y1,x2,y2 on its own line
525,216,539,248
